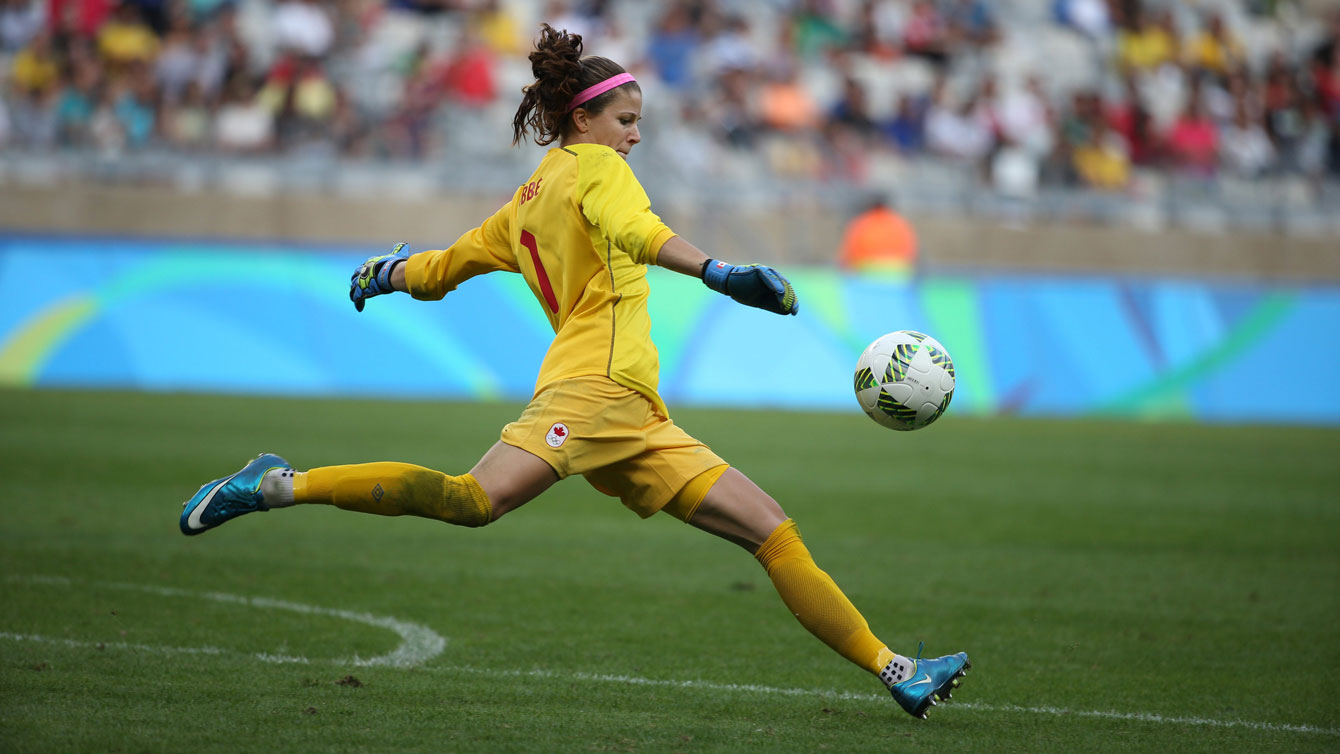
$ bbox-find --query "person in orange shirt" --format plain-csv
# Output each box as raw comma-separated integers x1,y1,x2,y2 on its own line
837,194,918,275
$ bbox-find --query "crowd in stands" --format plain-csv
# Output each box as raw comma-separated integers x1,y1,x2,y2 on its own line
2,0,1339,197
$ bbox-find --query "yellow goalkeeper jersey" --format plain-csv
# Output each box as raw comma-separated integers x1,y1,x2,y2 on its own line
404,143,677,414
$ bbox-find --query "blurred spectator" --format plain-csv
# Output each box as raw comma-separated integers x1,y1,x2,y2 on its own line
114,62,157,147
1204,66,1253,125
837,193,917,274
701,67,757,149
1105,75,1160,165
1308,8,1340,74
127,0,169,37
991,140,1041,198
97,2,159,69
188,0,230,24
1071,117,1131,190
47,0,115,41
1292,96,1333,179
702,14,756,78
1262,53,1307,167
1,0,43,52
1184,12,1245,80
646,3,698,91
260,53,337,144
1313,44,1340,119
997,75,1055,159
440,26,496,108
0,92,9,145
544,0,599,42
1058,89,1100,154
0,0,1338,215
11,30,60,94
789,0,847,61
89,80,125,153
884,90,928,154
272,0,334,59
757,63,819,133
215,74,273,153
850,0,899,60
1219,99,1274,177
204,7,252,99
328,87,370,156
946,0,1000,50
154,10,199,103
162,79,211,150
1116,7,1178,73
903,0,951,67
819,117,870,182
925,83,992,162
1166,86,1219,177
1053,0,1112,42
385,42,440,157
9,84,58,147
473,0,522,57
290,57,337,132
828,76,879,142
55,59,99,144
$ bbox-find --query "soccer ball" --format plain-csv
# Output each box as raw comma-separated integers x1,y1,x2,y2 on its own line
853,331,956,431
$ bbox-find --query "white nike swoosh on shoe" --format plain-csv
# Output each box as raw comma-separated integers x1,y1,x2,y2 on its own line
909,674,932,688
185,478,231,531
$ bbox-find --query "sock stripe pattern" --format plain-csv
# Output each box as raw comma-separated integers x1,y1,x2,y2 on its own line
754,519,888,676
298,463,492,527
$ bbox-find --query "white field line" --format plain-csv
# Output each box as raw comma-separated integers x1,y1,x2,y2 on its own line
9,574,444,668
424,664,1340,738
6,576,1337,738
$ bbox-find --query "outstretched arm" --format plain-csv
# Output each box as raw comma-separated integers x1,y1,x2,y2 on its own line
349,243,411,312
656,236,799,316
655,236,712,277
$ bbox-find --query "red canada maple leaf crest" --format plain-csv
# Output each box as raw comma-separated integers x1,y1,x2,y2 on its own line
553,425,566,437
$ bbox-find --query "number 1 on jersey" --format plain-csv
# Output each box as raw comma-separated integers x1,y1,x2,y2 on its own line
520,229,559,314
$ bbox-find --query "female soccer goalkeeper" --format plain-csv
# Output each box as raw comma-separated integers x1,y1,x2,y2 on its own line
179,24,967,720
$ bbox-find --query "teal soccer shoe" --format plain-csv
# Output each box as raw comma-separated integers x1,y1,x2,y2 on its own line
886,648,971,720
180,453,289,536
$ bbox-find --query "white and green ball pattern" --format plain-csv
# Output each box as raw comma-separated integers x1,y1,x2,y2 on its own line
854,330,956,431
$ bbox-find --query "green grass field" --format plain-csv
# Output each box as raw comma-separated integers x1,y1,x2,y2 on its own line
1,388,1337,753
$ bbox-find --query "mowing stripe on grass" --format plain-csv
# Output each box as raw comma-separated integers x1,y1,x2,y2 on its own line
6,631,1333,739
0,632,227,657
9,575,445,667
0,631,316,665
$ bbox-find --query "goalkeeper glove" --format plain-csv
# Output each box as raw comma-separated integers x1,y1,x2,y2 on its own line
350,242,410,312
701,259,799,316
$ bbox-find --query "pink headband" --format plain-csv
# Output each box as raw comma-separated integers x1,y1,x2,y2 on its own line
565,72,637,113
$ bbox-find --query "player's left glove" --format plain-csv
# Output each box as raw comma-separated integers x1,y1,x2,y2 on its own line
350,242,410,312
701,259,799,316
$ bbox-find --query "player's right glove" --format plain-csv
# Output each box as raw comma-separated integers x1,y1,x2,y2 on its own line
350,242,410,312
701,259,799,316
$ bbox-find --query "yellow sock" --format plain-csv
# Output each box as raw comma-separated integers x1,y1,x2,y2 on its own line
292,462,492,527
755,519,895,676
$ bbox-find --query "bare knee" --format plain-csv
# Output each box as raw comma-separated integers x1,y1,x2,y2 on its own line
469,441,559,521
686,468,787,552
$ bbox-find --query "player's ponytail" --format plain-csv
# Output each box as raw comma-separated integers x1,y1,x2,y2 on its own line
512,24,638,146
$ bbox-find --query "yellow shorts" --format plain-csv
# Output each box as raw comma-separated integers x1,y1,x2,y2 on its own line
500,376,726,518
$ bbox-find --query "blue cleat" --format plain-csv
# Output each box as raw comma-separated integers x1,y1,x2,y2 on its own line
180,453,289,536
886,646,971,720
